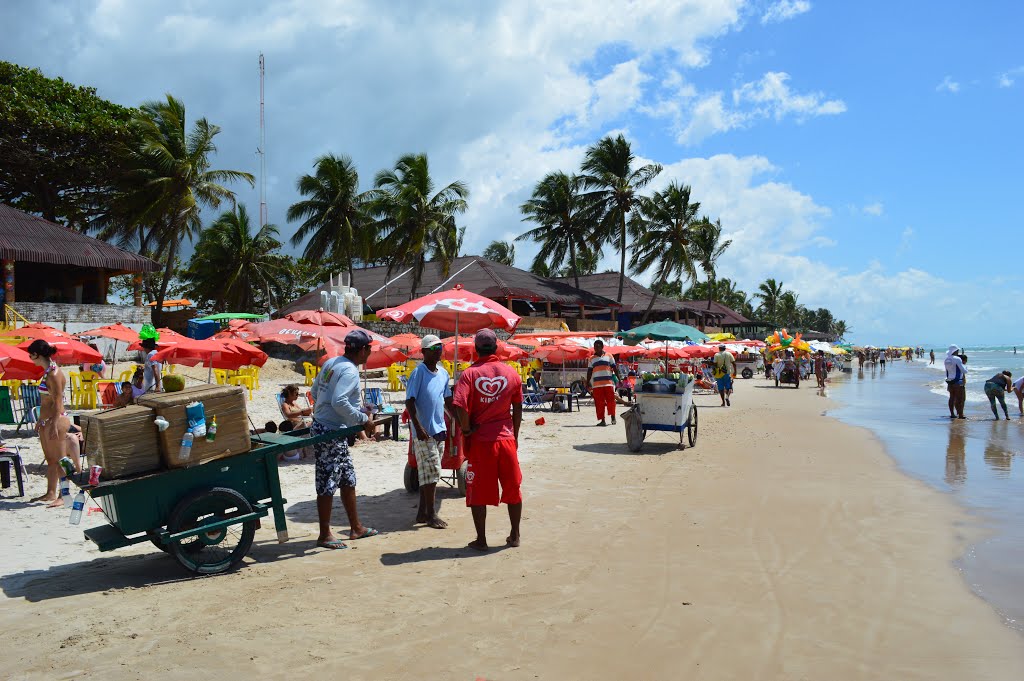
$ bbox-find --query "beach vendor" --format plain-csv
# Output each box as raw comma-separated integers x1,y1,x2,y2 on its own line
310,329,379,550
27,340,72,507
141,337,162,394
713,344,736,407
585,339,617,426
983,371,1013,420
453,329,523,552
405,334,452,530
944,345,967,419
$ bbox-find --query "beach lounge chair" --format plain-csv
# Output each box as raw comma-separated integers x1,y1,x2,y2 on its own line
522,392,547,412
16,385,41,433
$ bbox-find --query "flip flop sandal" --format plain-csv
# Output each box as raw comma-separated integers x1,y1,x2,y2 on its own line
350,527,380,540
316,539,348,550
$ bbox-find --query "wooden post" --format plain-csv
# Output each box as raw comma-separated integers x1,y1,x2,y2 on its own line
545,300,552,317
133,274,143,307
2,259,14,304
674,310,679,322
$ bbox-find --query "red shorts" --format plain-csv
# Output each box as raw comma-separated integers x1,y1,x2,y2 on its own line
464,437,522,507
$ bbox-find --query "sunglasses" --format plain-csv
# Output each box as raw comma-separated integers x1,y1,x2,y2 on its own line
425,344,442,351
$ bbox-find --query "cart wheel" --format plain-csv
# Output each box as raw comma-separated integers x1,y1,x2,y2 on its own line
404,463,420,493
741,368,753,379
456,461,468,497
687,405,698,447
624,408,644,452
167,487,256,575
149,535,169,553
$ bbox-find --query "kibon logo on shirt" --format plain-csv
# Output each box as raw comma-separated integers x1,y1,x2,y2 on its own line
475,376,507,403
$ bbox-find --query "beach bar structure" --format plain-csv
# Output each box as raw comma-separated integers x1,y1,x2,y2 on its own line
278,256,621,330
0,204,160,306
555,272,726,331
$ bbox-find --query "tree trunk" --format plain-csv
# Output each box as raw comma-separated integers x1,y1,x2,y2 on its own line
569,241,580,291
152,237,179,328
707,274,714,310
641,270,667,324
616,210,627,303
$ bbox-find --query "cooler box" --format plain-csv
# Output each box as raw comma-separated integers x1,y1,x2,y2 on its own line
187,319,219,340
137,385,250,468
80,406,162,480
636,392,688,428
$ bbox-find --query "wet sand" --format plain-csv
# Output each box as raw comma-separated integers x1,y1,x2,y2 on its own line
2,373,1023,680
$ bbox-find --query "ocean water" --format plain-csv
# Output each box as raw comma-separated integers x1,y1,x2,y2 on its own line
828,350,1024,630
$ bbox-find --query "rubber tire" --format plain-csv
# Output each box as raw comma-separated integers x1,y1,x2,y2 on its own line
775,377,779,387
167,487,256,575
404,463,420,493
687,405,698,447
456,461,468,497
149,535,169,553
741,368,753,379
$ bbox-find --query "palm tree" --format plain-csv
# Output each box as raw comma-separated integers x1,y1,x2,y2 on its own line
108,95,253,325
482,240,516,266
778,290,804,329
580,134,662,303
184,204,291,312
370,153,469,297
755,278,785,326
831,319,850,341
629,182,700,322
517,172,596,291
687,217,732,312
287,154,375,281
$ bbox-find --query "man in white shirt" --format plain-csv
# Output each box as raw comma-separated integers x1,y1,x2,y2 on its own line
943,345,966,419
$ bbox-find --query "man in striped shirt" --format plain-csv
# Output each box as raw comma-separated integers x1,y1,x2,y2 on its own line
585,340,618,426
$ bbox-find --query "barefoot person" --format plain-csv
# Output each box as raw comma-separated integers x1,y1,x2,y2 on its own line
984,371,1013,420
1013,375,1024,416
28,340,73,506
279,384,312,428
310,329,379,550
814,350,828,389
712,344,736,406
453,329,523,551
944,345,967,419
585,339,617,426
405,334,452,529
141,337,162,394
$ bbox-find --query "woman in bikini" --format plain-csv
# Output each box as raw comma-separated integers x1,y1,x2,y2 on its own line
28,339,74,506
280,384,313,428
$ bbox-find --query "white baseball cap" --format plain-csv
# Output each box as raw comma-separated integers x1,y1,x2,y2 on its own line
421,334,443,349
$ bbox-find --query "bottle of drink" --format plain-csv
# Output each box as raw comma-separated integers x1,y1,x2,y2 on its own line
60,477,72,507
58,456,76,478
206,415,217,442
178,431,194,462
69,490,86,525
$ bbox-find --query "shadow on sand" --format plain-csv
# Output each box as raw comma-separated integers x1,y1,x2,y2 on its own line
572,441,683,456
380,543,512,566
286,484,466,537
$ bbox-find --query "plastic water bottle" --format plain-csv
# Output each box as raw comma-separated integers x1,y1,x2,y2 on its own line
178,431,194,462
60,477,72,507
69,490,86,525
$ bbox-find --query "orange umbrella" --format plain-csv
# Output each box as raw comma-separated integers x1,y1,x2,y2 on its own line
532,342,591,364
0,344,45,380
77,322,139,343
0,322,67,340
387,333,426,353
17,337,102,366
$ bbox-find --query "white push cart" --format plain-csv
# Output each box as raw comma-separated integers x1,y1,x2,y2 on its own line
622,378,698,452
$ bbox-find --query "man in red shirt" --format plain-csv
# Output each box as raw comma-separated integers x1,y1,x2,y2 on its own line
453,328,523,551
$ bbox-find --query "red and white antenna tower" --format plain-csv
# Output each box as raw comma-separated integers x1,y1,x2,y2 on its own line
258,53,267,228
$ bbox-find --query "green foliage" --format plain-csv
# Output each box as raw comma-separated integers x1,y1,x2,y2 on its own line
482,240,516,266
688,217,732,312
182,204,292,313
0,61,136,229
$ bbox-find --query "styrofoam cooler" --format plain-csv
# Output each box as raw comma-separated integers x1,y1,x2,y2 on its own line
349,296,362,318
636,392,688,428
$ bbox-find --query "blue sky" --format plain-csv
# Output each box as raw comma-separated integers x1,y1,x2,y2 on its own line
2,0,1021,345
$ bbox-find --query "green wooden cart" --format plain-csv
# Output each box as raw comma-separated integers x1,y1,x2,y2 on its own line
82,426,361,575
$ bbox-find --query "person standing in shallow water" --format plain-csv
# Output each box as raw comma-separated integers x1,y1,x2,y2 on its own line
984,371,1013,420
929,349,935,365
944,345,967,419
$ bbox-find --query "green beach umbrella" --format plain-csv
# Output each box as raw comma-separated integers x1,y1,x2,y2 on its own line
194,312,268,321
617,320,709,346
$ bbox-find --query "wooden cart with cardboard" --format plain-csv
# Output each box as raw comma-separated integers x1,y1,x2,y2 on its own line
78,385,360,575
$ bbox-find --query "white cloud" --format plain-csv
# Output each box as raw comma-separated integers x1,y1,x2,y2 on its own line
761,0,811,25
862,202,884,216
675,71,845,144
997,66,1024,88
899,226,913,251
936,76,960,93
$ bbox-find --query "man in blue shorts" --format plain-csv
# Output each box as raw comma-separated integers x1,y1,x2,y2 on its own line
713,344,736,407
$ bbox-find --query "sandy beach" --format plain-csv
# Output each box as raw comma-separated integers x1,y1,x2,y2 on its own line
2,366,1023,680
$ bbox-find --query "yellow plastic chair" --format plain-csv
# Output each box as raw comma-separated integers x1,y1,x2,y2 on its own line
387,364,402,392
1,379,22,401
303,362,318,387
244,366,260,390
229,373,254,400
118,369,134,384
441,360,454,375
79,371,99,409
67,372,86,409
161,363,178,376
213,369,228,385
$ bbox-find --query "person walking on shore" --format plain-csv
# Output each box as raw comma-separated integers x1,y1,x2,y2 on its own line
929,349,935,365
453,329,523,552
814,350,827,389
1013,375,1024,416
944,345,967,419
405,334,452,529
713,344,736,406
310,329,379,550
585,340,617,426
984,371,1013,420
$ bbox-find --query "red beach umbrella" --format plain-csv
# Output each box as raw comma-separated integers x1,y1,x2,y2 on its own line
17,337,102,366
0,344,44,380
76,322,139,343
376,285,520,334
0,323,68,340
532,342,591,364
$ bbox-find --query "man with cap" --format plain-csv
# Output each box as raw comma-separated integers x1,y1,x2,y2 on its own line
405,334,452,529
712,344,736,406
944,345,967,419
453,328,524,551
309,329,379,549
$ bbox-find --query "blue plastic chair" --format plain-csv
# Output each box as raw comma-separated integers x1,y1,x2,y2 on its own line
16,385,40,433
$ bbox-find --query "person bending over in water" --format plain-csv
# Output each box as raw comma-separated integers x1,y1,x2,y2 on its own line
984,371,1013,420
1013,375,1024,416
